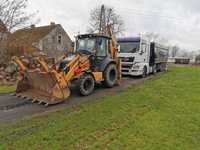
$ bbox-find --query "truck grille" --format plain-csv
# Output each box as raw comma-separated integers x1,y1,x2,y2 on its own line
121,57,135,62
122,65,132,69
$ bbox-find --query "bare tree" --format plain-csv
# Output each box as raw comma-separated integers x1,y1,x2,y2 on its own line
144,32,169,44
0,0,36,32
171,45,179,58
87,5,124,36
0,0,37,65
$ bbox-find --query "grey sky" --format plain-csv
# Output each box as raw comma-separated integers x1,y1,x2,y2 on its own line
28,0,200,50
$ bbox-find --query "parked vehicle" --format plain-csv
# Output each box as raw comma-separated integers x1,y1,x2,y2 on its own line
118,36,169,77
175,57,190,64
12,26,121,106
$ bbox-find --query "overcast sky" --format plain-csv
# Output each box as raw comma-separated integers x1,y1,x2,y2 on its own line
28,0,200,51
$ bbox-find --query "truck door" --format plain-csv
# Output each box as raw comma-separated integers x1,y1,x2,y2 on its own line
149,42,155,67
140,42,148,63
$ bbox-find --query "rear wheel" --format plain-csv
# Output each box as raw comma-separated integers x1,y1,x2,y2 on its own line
152,66,157,74
79,74,95,96
103,64,118,88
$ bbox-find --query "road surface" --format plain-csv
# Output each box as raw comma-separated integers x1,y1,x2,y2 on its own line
0,73,162,124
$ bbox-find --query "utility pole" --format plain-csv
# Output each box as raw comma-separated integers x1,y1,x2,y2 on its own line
99,4,106,35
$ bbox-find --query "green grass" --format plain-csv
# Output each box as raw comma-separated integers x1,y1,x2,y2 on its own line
0,86,16,94
1,67,200,150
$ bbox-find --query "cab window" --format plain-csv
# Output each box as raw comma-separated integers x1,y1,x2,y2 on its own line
141,43,147,53
96,38,108,57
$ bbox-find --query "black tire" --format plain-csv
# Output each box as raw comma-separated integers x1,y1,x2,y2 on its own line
142,66,147,78
79,74,95,96
103,64,118,88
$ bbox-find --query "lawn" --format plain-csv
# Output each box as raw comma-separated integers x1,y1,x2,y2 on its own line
1,67,200,150
0,86,15,94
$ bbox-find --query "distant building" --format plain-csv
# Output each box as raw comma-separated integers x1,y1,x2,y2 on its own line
168,57,190,64
7,22,73,60
175,57,190,64
195,55,200,64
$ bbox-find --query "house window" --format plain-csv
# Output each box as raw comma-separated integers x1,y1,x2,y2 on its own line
58,35,62,44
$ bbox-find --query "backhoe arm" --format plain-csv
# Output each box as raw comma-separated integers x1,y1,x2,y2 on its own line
63,54,90,82
12,56,27,73
106,25,118,59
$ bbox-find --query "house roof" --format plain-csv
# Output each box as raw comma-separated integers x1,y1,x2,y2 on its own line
0,20,7,32
8,24,58,46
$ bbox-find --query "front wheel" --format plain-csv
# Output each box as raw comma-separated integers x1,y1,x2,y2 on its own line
142,66,147,78
103,64,118,88
78,74,95,96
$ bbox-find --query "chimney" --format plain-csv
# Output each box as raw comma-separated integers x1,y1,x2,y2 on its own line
50,22,55,26
30,24,35,28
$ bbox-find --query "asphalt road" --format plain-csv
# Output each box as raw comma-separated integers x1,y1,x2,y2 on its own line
0,73,162,124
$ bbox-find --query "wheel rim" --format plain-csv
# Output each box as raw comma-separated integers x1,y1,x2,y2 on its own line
83,78,93,92
143,67,147,77
110,69,117,82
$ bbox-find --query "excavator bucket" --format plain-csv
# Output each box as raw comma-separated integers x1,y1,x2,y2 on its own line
15,70,70,106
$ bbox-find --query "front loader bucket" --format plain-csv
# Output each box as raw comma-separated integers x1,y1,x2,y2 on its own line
15,71,70,106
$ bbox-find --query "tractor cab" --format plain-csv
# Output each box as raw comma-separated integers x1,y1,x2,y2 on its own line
76,34,111,56
76,34,112,71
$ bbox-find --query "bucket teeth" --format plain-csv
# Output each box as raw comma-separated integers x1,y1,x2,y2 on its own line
32,99,37,103
22,96,27,99
17,94,22,98
38,101,43,105
26,97,33,101
10,93,16,96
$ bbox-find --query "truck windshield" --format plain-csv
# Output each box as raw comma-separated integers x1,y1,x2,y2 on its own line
119,42,140,53
77,38,96,53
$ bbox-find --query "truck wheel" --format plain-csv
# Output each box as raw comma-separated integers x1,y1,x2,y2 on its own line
79,74,95,96
142,66,147,78
152,66,157,74
103,64,118,88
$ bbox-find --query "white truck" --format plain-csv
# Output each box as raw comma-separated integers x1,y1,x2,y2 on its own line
118,37,169,77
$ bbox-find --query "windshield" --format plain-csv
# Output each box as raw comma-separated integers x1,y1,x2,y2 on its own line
119,42,140,53
76,38,96,52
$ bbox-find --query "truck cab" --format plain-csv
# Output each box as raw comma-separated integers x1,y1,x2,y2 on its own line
118,37,169,77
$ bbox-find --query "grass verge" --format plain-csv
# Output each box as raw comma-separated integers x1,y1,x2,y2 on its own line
1,67,200,150
0,86,15,94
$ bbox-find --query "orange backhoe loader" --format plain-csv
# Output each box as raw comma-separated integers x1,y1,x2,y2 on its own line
12,26,121,106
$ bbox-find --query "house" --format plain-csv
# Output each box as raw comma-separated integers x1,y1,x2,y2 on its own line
7,22,73,60
195,55,200,64
174,57,190,64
